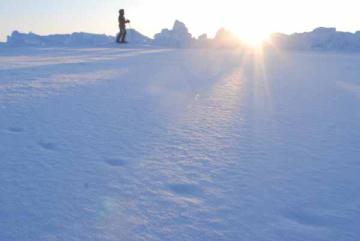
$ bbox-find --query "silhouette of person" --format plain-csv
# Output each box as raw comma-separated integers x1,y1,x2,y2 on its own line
117,9,130,43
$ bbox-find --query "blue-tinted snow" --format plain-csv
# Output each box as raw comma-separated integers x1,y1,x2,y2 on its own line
0,48,359,241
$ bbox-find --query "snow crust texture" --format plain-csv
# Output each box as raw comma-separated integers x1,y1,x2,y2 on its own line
0,47,360,241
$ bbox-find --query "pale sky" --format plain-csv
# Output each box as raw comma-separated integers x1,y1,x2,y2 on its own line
1,0,360,43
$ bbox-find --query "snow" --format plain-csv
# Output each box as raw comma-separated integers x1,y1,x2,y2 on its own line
212,28,243,48
154,20,194,48
7,31,115,47
0,47,360,241
271,27,360,51
6,22,360,51
126,29,153,45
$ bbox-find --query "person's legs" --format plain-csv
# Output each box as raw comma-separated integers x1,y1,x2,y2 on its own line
121,29,127,43
116,27,122,43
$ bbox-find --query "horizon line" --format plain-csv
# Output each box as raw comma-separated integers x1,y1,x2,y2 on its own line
2,21,360,44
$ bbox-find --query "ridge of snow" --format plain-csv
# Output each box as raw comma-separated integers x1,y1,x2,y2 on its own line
153,20,194,48
271,27,360,51
5,22,360,51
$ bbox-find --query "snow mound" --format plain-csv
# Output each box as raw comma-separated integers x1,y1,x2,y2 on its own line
192,34,210,48
271,27,360,51
125,29,153,44
154,20,194,48
211,28,242,48
7,31,114,47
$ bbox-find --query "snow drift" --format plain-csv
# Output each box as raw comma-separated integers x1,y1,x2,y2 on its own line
125,29,153,45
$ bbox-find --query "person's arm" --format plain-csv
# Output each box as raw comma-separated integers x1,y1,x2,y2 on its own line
126,19,130,23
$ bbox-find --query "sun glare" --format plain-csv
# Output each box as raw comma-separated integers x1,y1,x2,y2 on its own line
227,23,271,48
239,31,270,48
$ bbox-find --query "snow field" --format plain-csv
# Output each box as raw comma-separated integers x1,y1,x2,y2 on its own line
0,47,360,241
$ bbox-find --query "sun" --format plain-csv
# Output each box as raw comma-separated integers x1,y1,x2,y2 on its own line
242,33,270,48
233,28,271,48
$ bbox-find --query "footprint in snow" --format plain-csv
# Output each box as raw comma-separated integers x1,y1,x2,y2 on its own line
281,209,343,228
167,183,202,197
104,158,128,167
38,141,58,151
7,127,24,133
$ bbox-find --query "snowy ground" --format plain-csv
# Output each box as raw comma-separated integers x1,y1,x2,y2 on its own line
0,46,360,241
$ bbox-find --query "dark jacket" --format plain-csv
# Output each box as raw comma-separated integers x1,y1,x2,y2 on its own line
119,15,127,29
